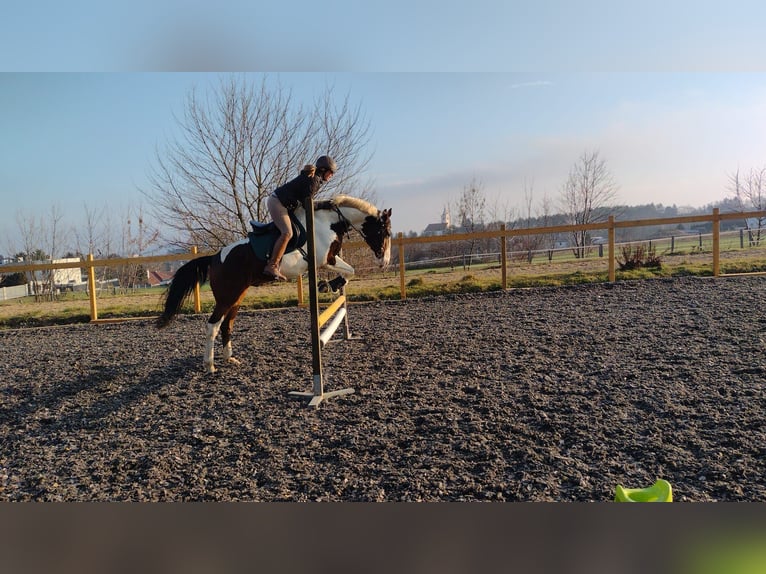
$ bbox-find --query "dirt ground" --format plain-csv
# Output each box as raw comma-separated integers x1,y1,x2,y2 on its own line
0,276,764,501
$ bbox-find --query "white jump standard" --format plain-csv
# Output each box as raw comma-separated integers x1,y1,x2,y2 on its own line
289,197,355,407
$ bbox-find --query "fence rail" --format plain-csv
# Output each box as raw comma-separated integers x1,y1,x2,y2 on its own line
2,208,765,321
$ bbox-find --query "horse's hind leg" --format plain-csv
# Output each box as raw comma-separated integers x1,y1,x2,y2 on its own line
221,305,242,366
204,305,228,374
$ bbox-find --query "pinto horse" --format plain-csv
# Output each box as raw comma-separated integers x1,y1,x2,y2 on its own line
157,195,392,373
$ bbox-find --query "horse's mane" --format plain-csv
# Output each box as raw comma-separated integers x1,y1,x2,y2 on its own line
315,195,378,216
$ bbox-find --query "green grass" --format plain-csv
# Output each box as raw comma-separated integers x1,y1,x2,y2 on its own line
2,253,766,329
720,258,766,274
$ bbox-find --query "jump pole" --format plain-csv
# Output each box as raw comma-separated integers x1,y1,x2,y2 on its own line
288,196,354,408
318,295,347,347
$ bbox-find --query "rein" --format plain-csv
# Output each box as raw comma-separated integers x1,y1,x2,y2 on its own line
331,203,366,242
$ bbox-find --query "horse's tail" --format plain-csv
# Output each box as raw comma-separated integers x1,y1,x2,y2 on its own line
156,255,213,328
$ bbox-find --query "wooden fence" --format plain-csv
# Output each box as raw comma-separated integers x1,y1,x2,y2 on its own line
1,207,765,322
0,284,28,301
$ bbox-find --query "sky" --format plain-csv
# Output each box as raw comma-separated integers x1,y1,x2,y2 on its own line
2,1,766,253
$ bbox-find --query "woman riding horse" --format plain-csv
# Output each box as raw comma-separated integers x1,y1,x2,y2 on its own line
265,155,337,281
156,193,392,373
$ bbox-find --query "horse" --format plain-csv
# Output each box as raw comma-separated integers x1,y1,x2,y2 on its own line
156,195,392,373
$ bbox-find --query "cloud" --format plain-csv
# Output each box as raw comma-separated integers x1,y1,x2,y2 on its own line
381,86,766,234
509,81,553,89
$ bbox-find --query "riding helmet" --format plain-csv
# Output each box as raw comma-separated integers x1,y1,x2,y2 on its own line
316,155,337,173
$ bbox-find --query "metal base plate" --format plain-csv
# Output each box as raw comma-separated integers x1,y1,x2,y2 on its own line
288,387,355,408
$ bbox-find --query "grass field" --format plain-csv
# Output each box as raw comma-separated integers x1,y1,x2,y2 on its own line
2,242,765,329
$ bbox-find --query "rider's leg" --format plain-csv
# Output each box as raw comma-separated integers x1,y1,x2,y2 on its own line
265,196,292,281
267,233,290,280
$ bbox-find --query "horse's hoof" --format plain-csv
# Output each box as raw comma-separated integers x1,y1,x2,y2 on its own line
204,363,216,374
318,280,329,293
226,357,242,366
328,277,348,293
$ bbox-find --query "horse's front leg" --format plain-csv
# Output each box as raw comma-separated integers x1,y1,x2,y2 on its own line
324,255,355,277
220,305,242,366
319,275,348,293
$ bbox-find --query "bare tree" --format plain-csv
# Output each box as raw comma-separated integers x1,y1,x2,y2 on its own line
559,150,619,258
486,194,515,229
43,204,65,299
727,166,766,246
13,209,46,300
486,192,516,267
117,205,160,292
453,177,487,269
539,193,557,261
456,177,487,230
144,75,372,250
74,202,106,257
314,83,375,202
516,178,545,263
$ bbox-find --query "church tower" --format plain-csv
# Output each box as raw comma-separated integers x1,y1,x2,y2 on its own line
442,206,451,228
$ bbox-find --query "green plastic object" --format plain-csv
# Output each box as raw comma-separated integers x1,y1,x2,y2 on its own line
614,479,673,502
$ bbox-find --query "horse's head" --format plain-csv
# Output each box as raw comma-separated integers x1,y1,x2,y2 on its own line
361,208,392,267
318,196,392,268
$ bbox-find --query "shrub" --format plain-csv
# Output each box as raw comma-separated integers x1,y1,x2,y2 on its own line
0,272,26,287
618,244,662,271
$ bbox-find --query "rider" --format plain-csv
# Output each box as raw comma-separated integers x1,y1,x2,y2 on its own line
264,155,337,281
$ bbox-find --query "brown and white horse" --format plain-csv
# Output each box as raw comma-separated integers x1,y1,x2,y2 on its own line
157,195,392,373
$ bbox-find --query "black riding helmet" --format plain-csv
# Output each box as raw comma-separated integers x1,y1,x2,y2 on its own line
316,155,337,174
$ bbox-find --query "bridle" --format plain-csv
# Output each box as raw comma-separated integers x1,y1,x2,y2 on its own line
330,203,389,257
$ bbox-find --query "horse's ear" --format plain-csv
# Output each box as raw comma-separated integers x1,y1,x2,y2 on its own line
383,208,392,219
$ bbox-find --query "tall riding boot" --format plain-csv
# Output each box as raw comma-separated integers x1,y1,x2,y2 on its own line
264,233,289,281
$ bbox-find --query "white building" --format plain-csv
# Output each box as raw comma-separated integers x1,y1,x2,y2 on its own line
423,207,452,236
30,258,85,288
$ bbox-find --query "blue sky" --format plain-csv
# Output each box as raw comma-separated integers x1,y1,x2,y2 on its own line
3,1,766,72
2,2,766,252
2,72,766,248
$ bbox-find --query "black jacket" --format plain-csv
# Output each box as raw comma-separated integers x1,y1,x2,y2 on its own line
273,172,323,211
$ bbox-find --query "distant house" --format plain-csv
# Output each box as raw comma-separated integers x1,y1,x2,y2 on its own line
52,258,85,286
422,207,452,237
423,222,450,236
147,270,174,287
29,258,85,287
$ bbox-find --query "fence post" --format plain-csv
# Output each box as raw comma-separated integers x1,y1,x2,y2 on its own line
608,216,616,282
398,232,406,300
87,253,98,321
191,246,201,313
712,208,720,277
500,224,507,290
297,274,304,307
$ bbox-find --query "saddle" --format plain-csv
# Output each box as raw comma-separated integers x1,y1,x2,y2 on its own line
247,212,307,261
